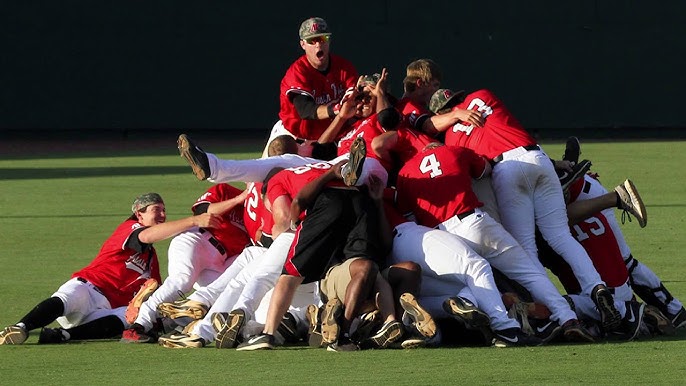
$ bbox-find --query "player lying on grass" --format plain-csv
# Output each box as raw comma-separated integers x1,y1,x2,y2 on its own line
0,193,221,345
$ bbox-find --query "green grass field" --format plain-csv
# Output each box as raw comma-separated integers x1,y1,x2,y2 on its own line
1,138,685,384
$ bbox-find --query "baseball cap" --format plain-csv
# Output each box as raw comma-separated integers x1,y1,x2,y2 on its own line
429,88,465,114
299,17,332,40
131,193,164,213
359,73,381,87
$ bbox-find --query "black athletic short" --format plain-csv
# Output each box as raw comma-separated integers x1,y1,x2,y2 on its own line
283,187,386,283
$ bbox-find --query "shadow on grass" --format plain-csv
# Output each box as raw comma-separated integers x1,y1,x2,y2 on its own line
0,166,193,180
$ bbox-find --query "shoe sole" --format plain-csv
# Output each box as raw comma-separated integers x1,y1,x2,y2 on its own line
125,279,159,324
178,134,208,181
158,338,203,349
343,138,366,186
305,304,324,347
0,328,28,345
593,287,622,331
443,298,491,329
158,302,208,320
563,326,595,343
624,179,647,228
401,338,427,349
320,299,343,345
370,322,403,348
236,339,274,351
214,310,245,349
399,293,437,338
560,160,592,192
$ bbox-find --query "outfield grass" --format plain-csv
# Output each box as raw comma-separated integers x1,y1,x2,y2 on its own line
1,138,685,384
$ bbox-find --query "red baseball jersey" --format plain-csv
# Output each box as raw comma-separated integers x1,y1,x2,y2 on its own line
279,54,358,140
393,127,436,164
337,115,391,170
266,161,344,222
396,145,485,228
243,182,264,245
192,183,250,257
442,89,536,159
72,219,162,308
396,96,432,131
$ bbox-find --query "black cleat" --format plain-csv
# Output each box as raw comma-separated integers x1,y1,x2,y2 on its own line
591,284,622,332
493,327,543,347
236,333,275,351
212,309,245,349
559,159,592,193
563,136,581,164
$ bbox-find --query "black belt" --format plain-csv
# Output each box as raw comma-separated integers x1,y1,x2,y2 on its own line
456,209,476,220
491,145,541,166
199,228,227,255
76,277,105,296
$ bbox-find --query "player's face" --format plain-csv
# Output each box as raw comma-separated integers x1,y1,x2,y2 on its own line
137,203,166,226
354,90,375,118
300,35,331,71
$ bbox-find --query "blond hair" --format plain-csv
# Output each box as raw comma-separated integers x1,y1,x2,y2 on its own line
403,59,442,93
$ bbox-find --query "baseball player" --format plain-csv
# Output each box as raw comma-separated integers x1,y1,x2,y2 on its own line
236,140,397,350
264,17,358,157
428,88,623,333
0,193,221,345
391,141,600,344
120,184,251,342
550,172,685,331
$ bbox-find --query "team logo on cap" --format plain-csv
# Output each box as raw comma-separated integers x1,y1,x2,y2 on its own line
443,90,453,99
311,23,324,33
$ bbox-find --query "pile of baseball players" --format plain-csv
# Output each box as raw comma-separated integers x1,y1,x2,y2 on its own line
2,17,685,350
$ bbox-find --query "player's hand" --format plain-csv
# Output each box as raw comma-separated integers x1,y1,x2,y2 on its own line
453,108,485,127
553,159,574,172
369,68,388,98
330,159,346,179
366,174,385,201
194,213,222,229
338,88,359,119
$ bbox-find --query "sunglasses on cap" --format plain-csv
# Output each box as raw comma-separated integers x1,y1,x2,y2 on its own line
304,35,330,45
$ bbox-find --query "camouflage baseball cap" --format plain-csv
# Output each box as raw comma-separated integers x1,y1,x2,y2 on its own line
299,17,332,40
359,73,381,87
429,89,465,114
131,192,164,213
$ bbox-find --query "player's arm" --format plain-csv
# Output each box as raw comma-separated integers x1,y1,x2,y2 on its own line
136,213,221,245
290,164,342,224
193,188,250,216
315,87,360,144
367,174,393,253
371,131,399,165
292,94,340,121
422,109,485,136
270,195,293,239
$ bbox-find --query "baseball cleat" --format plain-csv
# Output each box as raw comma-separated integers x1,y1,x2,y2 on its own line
399,293,436,339
121,323,157,344
443,296,491,330
38,327,68,344
563,136,581,164
368,320,403,348
178,134,212,181
671,307,686,329
619,301,645,341
615,179,647,228
326,336,360,352
349,309,381,345
0,325,28,345
236,333,275,351
561,319,596,343
276,312,301,344
305,304,324,347
320,298,343,345
591,284,622,332
559,159,592,193
125,278,159,325
341,137,366,186
158,332,206,348
642,305,675,335
158,298,209,320
493,327,543,347
212,309,245,349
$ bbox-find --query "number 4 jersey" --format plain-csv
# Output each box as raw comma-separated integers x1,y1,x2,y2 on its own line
395,145,486,228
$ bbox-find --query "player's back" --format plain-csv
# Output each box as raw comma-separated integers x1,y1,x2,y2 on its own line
444,89,536,159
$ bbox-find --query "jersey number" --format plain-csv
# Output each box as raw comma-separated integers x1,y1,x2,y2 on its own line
419,154,443,178
452,98,493,136
245,184,260,221
571,216,606,242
